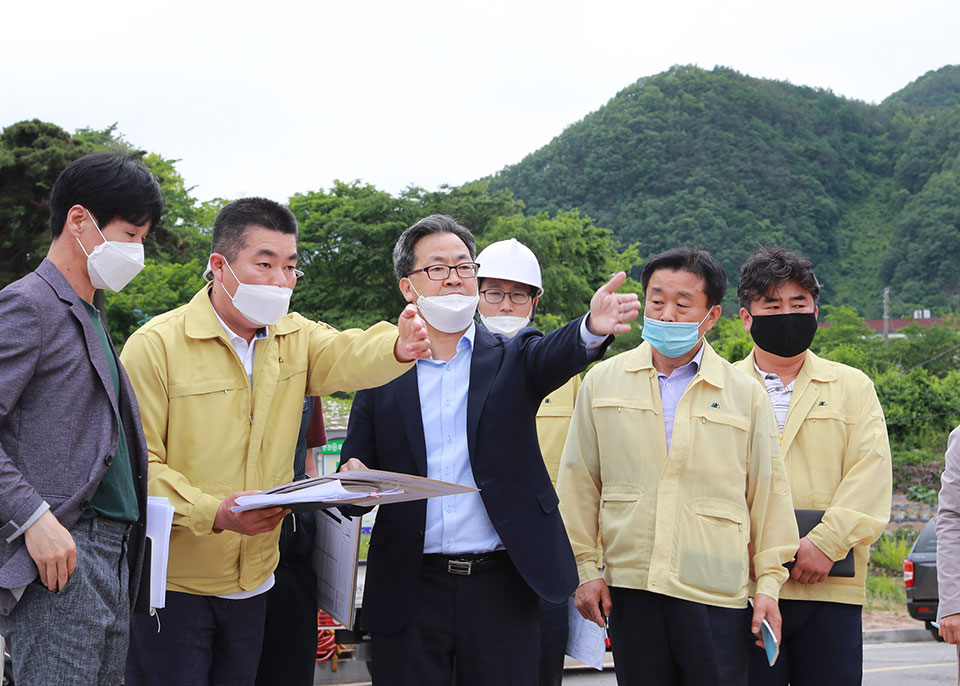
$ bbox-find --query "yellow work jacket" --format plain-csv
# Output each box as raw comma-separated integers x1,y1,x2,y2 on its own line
120,287,411,595
536,375,582,485
558,341,798,607
735,351,892,605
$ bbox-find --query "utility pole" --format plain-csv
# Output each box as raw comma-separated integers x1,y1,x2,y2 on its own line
883,287,891,347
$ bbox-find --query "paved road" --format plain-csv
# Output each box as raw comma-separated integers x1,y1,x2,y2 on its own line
559,641,958,685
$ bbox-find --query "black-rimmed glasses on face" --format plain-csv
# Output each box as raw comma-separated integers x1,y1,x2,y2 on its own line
479,289,532,305
406,262,480,281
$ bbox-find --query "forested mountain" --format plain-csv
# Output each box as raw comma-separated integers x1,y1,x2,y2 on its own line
486,65,960,318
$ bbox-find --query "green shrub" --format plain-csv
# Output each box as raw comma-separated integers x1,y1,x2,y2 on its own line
907,483,940,505
870,533,912,572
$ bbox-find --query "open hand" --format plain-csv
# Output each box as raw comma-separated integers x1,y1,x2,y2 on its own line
587,272,641,336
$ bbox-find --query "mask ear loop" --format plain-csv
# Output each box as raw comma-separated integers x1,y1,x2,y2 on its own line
76,209,107,258
218,256,244,301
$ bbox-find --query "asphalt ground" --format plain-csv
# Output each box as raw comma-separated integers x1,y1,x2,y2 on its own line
315,633,957,686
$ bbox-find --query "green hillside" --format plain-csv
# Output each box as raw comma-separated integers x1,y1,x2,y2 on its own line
487,65,960,318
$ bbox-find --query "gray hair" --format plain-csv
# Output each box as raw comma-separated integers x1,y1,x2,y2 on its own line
392,214,476,281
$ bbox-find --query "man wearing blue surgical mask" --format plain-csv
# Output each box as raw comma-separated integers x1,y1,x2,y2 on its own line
558,246,799,686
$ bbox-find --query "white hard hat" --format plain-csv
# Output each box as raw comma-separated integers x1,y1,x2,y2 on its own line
476,239,543,296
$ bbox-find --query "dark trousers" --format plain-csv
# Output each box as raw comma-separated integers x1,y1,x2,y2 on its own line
608,586,752,686
538,597,569,686
126,589,268,686
748,599,862,686
370,554,540,686
255,554,318,685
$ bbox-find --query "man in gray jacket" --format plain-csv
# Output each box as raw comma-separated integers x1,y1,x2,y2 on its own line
938,427,960,647
0,152,162,685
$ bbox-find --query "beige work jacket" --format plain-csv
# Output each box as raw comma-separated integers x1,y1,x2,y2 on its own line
736,350,892,605
558,341,798,607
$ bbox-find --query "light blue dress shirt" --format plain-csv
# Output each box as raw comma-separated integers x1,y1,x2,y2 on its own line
418,324,502,554
656,343,705,453
419,317,606,554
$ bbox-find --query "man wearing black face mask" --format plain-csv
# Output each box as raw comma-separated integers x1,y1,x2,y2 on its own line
735,246,891,686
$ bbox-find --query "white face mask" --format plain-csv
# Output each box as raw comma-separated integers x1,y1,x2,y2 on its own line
479,314,530,338
410,283,479,334
222,258,293,327
76,211,145,292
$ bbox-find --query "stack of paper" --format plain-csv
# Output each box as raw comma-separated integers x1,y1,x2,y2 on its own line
145,496,175,610
231,469,477,513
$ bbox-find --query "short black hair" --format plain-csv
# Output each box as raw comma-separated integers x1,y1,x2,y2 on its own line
641,247,727,307
49,152,163,238
737,246,821,311
392,214,476,281
211,197,298,262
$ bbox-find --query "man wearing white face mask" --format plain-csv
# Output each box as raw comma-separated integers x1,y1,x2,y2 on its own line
558,247,799,686
119,197,431,686
475,238,581,686
0,152,162,686
338,214,641,686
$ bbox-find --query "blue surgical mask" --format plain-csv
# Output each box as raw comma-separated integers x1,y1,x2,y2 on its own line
641,309,714,358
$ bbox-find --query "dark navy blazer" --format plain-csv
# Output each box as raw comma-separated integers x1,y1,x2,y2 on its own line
342,317,609,633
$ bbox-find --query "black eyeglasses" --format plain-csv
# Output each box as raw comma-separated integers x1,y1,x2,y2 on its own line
479,289,533,305
406,262,480,281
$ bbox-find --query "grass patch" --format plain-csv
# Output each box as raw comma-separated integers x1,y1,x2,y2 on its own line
865,571,907,612
359,532,370,561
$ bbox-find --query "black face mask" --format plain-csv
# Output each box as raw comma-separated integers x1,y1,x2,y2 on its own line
749,312,818,358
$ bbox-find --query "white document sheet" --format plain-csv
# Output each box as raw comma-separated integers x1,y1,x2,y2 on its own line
232,480,386,512
565,597,607,670
231,468,477,512
312,508,362,629
145,496,175,610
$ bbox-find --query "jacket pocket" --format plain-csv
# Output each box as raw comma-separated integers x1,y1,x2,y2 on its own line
537,485,559,514
677,499,748,596
599,487,650,568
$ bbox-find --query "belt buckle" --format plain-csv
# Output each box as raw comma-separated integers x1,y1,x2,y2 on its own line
447,559,473,575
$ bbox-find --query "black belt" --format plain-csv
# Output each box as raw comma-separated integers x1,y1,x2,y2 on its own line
422,550,510,576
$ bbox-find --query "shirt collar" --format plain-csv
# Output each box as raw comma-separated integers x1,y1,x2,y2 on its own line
656,342,705,379
418,322,476,366
212,306,266,345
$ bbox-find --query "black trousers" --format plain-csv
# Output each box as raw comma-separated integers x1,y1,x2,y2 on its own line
254,559,318,686
370,554,540,686
748,599,862,686
126,590,268,686
608,586,752,686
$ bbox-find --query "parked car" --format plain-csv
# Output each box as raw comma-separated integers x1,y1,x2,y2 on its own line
905,517,942,641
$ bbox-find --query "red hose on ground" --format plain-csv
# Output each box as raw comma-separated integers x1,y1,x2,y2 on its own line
316,610,343,664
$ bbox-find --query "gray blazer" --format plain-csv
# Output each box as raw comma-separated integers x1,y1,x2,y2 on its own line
0,259,148,616
938,425,960,621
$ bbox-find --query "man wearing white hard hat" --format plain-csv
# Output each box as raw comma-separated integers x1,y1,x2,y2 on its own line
476,238,581,686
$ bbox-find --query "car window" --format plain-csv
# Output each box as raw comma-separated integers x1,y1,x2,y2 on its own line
912,519,937,554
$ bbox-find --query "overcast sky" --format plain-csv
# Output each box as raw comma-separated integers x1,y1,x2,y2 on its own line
2,0,958,204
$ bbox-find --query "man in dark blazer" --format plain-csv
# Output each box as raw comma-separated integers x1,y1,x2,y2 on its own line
340,214,640,686
0,153,162,685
